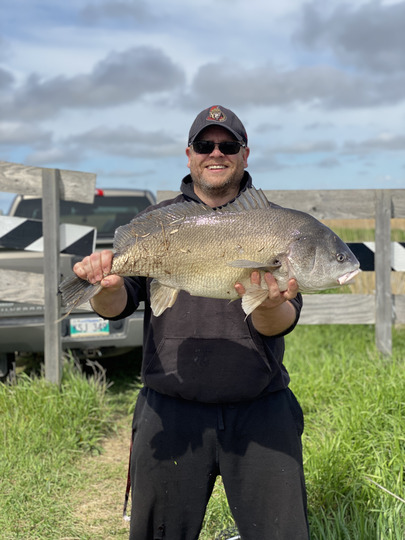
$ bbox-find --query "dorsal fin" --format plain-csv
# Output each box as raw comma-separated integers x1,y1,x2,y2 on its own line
216,187,271,213
114,186,271,251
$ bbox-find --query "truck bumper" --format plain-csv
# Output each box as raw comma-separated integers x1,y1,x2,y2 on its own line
0,311,144,356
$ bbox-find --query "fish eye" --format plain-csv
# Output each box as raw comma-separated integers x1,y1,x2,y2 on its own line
337,253,347,262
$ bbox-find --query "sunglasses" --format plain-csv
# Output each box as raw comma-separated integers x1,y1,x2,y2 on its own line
191,140,245,155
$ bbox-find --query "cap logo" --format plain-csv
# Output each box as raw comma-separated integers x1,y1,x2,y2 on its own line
207,106,226,123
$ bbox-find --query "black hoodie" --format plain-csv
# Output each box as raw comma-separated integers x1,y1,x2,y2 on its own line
109,172,302,403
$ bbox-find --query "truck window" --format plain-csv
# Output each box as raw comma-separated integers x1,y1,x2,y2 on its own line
13,195,152,238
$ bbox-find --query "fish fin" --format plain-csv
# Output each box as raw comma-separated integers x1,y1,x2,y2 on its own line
59,275,103,317
150,279,180,317
217,186,271,212
241,283,270,316
227,259,282,270
113,187,272,251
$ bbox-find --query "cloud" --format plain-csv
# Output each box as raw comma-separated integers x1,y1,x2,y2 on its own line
255,122,284,133
24,124,184,166
25,147,79,166
80,0,159,24
0,122,52,146
63,125,183,158
271,140,336,154
187,61,405,109
343,133,405,154
305,122,334,130
0,67,14,91
0,46,185,120
318,157,340,169
294,0,405,73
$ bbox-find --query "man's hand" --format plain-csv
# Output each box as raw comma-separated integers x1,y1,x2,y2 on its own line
235,272,299,336
235,271,298,308
73,250,127,317
73,249,124,290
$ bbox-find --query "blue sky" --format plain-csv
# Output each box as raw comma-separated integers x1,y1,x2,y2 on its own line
1,0,404,213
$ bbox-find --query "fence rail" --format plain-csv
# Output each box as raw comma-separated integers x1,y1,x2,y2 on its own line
158,188,405,355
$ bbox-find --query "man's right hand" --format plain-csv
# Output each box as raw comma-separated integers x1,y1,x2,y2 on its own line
73,249,123,289
73,250,128,317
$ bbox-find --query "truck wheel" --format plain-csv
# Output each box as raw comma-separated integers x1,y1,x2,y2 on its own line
0,352,16,383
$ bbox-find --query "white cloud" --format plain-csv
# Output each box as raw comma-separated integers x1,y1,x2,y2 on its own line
80,0,161,24
271,140,336,154
187,61,405,109
0,122,52,145
294,0,405,73
0,46,185,120
63,125,184,158
343,133,405,153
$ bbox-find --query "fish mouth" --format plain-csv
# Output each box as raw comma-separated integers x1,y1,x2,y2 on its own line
337,269,361,285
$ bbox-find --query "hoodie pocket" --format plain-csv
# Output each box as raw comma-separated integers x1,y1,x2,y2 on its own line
143,336,273,403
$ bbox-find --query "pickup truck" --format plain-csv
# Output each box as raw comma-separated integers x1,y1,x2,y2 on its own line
0,188,156,378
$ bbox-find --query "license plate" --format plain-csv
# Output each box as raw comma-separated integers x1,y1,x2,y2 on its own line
70,317,110,338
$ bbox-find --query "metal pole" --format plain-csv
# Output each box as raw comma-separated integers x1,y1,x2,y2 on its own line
42,168,62,383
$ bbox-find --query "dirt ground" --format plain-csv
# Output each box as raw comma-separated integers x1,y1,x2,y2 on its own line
73,419,133,540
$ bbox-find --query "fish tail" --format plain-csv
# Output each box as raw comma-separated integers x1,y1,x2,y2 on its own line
59,275,102,315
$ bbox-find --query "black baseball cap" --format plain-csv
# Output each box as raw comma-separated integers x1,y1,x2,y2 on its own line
188,105,248,146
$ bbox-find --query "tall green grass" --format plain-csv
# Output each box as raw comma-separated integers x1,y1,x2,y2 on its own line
329,227,405,243
201,325,405,539
0,360,113,539
287,325,405,539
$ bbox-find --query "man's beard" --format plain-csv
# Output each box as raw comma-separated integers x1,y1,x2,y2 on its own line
193,173,243,200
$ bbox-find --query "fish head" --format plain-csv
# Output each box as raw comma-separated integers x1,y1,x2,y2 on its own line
286,222,360,293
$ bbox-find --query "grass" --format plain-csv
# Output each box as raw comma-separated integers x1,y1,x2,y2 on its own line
321,219,405,243
0,358,114,539
1,327,404,539
286,325,405,539
200,325,405,539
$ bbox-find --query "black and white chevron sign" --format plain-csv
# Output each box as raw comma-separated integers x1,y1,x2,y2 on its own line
348,242,405,271
0,216,96,256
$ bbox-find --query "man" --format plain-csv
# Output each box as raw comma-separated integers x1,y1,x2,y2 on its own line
74,105,309,539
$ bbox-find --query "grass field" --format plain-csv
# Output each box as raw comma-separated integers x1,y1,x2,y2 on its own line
200,325,405,539
1,325,404,539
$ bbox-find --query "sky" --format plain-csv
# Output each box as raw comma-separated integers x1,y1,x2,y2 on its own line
1,0,404,213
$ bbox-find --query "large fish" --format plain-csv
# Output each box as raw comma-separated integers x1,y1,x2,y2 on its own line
59,187,360,317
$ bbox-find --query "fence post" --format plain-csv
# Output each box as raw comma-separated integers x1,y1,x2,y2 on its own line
42,168,62,383
374,190,392,355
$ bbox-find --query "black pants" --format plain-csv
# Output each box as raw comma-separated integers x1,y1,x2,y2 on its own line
129,387,309,540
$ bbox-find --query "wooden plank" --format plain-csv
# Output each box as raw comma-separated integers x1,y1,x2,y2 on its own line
42,169,62,384
0,269,44,304
394,295,405,324
0,216,96,256
0,161,96,203
299,294,375,324
374,190,392,355
157,189,405,219
262,189,405,219
0,251,75,277
263,190,376,219
392,191,405,219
